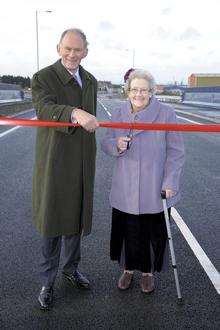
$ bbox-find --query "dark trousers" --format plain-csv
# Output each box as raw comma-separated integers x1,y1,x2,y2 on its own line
40,234,81,287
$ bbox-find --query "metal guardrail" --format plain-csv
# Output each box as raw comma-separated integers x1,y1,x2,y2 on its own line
0,99,32,107
0,100,33,116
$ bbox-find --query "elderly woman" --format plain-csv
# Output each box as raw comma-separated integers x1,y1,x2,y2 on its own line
101,69,185,293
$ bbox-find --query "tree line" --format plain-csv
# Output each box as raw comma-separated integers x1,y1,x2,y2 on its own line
0,75,31,88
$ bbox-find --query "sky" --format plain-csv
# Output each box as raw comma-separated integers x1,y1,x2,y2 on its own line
0,0,220,84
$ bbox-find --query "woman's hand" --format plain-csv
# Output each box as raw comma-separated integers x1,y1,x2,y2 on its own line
165,189,176,198
117,136,132,153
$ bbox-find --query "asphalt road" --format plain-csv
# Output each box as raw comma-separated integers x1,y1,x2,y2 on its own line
0,98,219,329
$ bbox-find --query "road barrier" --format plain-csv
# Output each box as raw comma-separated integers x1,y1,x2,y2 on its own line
0,101,33,117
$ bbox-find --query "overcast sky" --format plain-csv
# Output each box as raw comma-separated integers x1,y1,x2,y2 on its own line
0,0,219,84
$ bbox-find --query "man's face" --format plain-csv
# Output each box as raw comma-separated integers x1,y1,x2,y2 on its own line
57,32,88,72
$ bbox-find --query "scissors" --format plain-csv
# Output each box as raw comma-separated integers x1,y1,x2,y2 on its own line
126,127,133,150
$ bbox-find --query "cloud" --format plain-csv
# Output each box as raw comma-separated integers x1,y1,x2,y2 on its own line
161,7,172,15
98,21,115,31
93,34,126,51
152,26,170,39
149,52,172,62
179,27,202,40
207,50,215,56
187,45,197,51
147,26,171,39
149,52,172,59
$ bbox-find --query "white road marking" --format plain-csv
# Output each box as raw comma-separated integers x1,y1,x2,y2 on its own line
175,108,219,122
9,108,35,118
0,116,36,139
0,126,21,138
171,207,220,294
177,115,203,124
98,98,112,118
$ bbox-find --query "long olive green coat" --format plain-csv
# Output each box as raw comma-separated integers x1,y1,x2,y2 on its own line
31,60,97,237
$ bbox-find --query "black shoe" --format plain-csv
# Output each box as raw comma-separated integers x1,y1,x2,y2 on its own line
38,286,53,310
63,270,90,289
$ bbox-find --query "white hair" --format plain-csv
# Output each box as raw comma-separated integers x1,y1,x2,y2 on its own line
124,69,156,95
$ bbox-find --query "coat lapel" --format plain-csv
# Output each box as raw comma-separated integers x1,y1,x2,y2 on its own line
80,65,92,90
52,60,73,85
79,66,94,113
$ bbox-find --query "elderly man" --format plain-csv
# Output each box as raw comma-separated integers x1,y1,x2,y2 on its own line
31,28,99,310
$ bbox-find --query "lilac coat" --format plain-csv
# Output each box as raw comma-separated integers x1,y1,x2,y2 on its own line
101,97,185,214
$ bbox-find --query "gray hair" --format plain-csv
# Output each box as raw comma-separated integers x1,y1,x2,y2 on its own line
59,28,89,49
124,69,156,95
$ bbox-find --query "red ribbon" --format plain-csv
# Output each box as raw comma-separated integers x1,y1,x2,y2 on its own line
0,115,220,132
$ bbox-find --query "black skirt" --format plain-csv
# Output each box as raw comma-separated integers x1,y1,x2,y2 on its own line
110,208,169,273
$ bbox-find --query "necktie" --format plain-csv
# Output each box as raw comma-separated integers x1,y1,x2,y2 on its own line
74,74,82,88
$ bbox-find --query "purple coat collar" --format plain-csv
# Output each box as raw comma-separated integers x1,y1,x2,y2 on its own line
122,96,161,135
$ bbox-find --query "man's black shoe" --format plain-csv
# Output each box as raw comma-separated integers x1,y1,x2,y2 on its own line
63,270,90,289
38,286,53,310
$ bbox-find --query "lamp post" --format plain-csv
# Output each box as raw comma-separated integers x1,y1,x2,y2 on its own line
35,10,52,71
125,48,136,68
132,48,135,67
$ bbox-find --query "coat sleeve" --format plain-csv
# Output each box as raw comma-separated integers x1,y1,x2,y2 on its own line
31,72,77,135
162,108,185,193
101,127,120,156
100,109,125,157
93,79,98,116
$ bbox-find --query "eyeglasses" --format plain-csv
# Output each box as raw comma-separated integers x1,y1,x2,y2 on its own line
129,88,149,95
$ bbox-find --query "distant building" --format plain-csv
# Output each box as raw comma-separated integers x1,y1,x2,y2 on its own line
0,83,23,103
98,81,122,94
155,84,165,94
98,81,112,92
161,84,187,95
188,73,220,87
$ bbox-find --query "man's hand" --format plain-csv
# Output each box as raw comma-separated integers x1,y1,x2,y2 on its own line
72,108,99,132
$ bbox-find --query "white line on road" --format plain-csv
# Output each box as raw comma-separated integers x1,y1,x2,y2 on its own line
9,108,35,118
0,126,21,138
172,207,220,294
175,108,219,123
98,99,112,118
177,115,202,124
0,116,36,139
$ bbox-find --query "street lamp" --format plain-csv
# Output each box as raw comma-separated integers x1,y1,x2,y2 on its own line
35,10,52,71
132,49,135,67
125,48,136,68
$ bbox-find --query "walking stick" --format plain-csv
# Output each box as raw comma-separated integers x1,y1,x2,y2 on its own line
161,191,183,303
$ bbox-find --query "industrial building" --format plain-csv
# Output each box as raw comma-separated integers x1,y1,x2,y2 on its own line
188,73,220,87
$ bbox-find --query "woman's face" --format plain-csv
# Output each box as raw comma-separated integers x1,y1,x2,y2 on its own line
128,78,151,111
